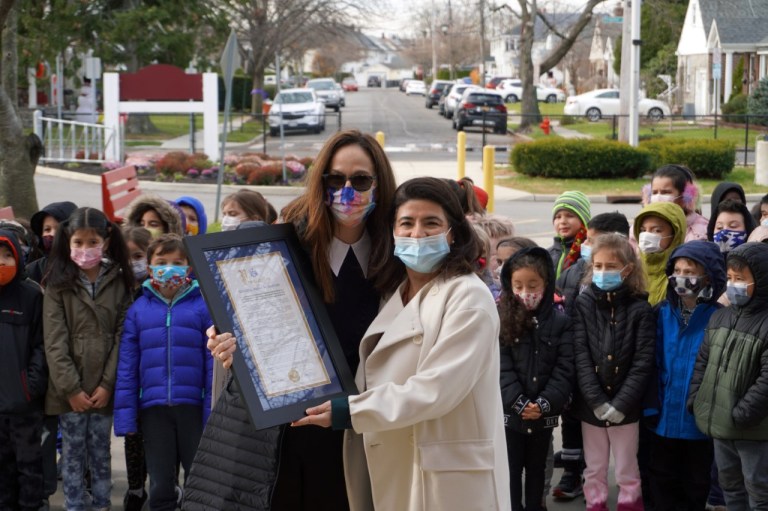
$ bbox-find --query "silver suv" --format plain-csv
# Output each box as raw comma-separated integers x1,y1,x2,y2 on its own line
306,78,341,111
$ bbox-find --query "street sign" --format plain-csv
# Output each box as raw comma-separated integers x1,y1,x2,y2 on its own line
713,62,722,80
603,16,623,23
219,30,240,86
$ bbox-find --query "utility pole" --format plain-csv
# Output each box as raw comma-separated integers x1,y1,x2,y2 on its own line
628,0,641,146
431,0,438,81
479,0,486,86
449,0,455,80
618,0,631,142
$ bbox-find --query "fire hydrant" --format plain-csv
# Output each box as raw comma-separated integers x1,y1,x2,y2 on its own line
540,117,551,135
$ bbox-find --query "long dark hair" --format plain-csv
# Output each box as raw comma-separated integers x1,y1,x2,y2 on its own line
374,177,481,295
498,251,550,344
44,207,134,293
282,130,397,302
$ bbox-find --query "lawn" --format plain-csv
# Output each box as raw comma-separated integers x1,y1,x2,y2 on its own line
495,166,768,195
124,113,228,141
227,117,265,142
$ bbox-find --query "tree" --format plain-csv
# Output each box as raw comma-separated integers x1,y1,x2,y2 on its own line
748,77,768,127
0,0,42,218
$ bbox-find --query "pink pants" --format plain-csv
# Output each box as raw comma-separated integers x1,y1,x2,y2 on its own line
582,422,643,511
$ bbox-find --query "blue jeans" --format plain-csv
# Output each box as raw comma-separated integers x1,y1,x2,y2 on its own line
59,412,113,511
713,438,768,511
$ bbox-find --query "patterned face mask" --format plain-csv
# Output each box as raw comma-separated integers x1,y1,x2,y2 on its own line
150,265,189,289
326,185,376,227
669,275,706,297
514,291,544,311
713,229,747,253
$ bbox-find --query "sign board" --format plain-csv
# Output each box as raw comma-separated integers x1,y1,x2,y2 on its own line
712,62,722,80
603,16,624,23
85,58,102,80
713,50,722,66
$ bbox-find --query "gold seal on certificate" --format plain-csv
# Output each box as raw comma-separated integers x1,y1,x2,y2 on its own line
217,252,331,397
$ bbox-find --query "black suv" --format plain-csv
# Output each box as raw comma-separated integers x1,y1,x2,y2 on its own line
425,80,453,109
453,90,508,134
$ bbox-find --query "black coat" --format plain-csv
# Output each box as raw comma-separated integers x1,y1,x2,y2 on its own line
499,247,574,434
555,258,588,317
573,284,656,427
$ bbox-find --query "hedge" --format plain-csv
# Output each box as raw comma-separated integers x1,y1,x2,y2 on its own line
640,138,735,179
510,138,651,179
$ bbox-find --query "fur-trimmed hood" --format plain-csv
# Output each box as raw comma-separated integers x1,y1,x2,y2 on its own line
124,195,185,236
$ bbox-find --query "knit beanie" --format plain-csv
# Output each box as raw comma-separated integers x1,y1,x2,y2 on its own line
552,191,591,227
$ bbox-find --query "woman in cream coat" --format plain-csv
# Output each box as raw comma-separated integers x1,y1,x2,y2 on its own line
293,177,511,511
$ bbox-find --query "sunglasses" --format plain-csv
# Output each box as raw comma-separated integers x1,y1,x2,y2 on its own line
322,174,376,192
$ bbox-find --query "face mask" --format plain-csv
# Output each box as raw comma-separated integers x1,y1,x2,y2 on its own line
42,235,54,252
221,216,243,232
150,265,189,289
145,227,163,240
580,244,592,261
186,223,199,236
515,291,544,311
713,229,747,253
638,232,668,254
327,185,376,227
670,275,705,297
71,246,103,270
726,281,753,307
650,193,680,204
394,230,451,274
762,218,768,228
0,265,16,286
592,269,624,291
132,259,148,281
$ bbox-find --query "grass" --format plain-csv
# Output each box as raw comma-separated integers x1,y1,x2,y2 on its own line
495,166,768,195
227,118,264,142
504,102,566,116
124,114,227,141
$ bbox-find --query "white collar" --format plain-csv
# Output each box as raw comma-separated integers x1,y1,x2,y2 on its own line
329,231,371,278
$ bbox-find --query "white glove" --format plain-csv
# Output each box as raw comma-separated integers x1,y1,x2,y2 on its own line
593,403,611,421
601,405,626,424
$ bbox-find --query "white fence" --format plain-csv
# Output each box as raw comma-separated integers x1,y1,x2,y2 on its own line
33,110,116,164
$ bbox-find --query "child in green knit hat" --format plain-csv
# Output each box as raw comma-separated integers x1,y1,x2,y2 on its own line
548,191,591,279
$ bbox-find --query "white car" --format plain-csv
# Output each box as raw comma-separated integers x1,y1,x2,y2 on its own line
268,88,325,136
306,78,342,111
405,80,427,96
564,88,671,121
443,83,481,119
499,80,565,103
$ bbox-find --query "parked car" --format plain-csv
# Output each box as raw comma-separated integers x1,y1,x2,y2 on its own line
405,80,427,96
425,80,453,109
368,76,382,88
443,83,481,119
268,88,325,136
498,80,565,103
306,78,342,111
486,76,512,89
335,83,346,107
563,88,671,121
399,78,412,92
342,77,358,91
452,89,508,134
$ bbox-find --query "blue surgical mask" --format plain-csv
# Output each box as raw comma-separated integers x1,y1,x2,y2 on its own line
580,244,592,261
394,230,451,274
150,265,189,289
726,281,752,306
762,218,768,228
713,229,747,253
592,268,624,291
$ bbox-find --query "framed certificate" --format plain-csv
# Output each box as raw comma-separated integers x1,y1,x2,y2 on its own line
184,224,356,429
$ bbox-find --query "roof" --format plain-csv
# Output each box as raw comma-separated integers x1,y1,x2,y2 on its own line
713,16,768,44
699,0,768,31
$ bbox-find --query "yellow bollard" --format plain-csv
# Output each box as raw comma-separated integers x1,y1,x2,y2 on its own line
483,145,495,213
457,132,466,179
375,131,385,148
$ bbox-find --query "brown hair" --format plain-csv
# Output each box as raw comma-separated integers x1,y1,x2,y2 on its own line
281,130,397,302
497,237,537,253
122,226,152,254
375,177,481,295
472,214,515,240
582,233,646,295
147,234,187,263
222,190,271,222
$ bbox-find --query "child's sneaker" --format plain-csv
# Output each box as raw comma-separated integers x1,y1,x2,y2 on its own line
552,471,583,499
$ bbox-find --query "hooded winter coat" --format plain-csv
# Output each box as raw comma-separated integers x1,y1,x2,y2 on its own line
0,230,47,415
124,195,185,236
176,196,208,235
689,242,768,440
573,282,656,428
499,247,574,434
27,201,78,284
633,202,687,305
651,241,726,440
710,182,746,211
706,200,756,244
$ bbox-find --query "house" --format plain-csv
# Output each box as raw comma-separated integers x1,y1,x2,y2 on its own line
677,0,768,115
337,29,415,85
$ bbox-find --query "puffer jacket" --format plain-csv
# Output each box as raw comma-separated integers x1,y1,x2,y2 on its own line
499,247,574,434
555,257,588,317
652,241,726,440
43,263,132,415
0,230,47,414
573,284,656,427
114,280,213,436
124,194,185,236
176,196,208,235
689,242,768,440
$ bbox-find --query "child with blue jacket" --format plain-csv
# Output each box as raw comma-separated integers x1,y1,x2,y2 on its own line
114,234,213,511
647,241,725,511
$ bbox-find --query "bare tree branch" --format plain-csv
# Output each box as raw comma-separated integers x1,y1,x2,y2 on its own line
536,11,567,40
539,0,605,72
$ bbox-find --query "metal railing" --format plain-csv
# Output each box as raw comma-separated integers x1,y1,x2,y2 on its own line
34,110,115,164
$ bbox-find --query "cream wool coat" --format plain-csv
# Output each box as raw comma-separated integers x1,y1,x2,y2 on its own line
342,273,511,511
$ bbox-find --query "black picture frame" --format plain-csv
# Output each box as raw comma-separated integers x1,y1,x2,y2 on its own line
183,223,356,430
